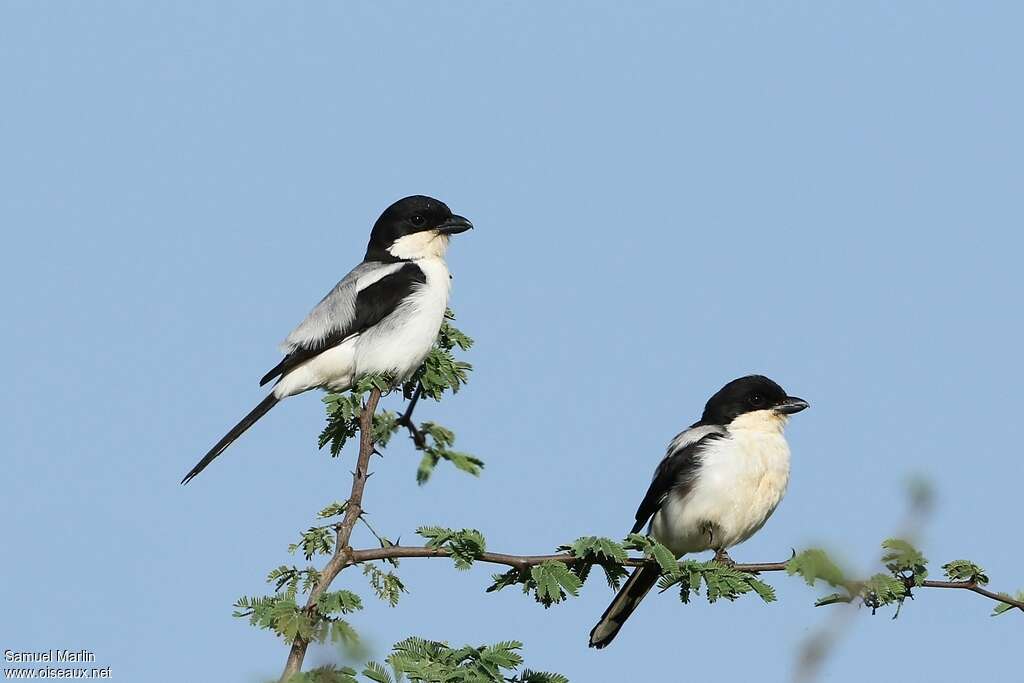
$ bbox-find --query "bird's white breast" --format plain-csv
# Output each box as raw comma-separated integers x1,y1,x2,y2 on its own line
651,411,791,556
352,256,451,380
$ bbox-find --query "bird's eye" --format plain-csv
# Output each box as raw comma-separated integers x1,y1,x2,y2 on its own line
410,214,426,227
747,393,765,407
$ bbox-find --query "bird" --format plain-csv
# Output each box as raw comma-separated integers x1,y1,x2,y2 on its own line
181,195,473,484
588,374,809,648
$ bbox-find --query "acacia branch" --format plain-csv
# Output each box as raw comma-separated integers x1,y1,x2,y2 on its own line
349,545,787,573
280,387,382,683
346,545,1024,612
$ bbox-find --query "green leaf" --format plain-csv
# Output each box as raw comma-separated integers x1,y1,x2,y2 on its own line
786,549,847,587
316,589,363,617
815,592,853,607
560,536,629,590
881,538,928,586
411,422,484,484
403,313,475,402
567,536,628,564
747,575,778,603
480,640,524,670
517,671,571,683
378,636,564,683
657,560,777,605
486,568,529,593
269,597,313,642
624,533,680,578
317,501,348,519
318,392,363,457
372,410,400,448
991,591,1024,616
289,665,360,683
361,661,393,683
942,560,989,585
354,372,395,395
329,620,360,647
530,561,582,607
267,565,300,592
362,564,407,607
861,572,908,614
289,526,335,560
417,526,486,569
415,450,441,485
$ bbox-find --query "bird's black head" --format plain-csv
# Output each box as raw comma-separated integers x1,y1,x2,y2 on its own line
365,195,472,262
698,375,809,427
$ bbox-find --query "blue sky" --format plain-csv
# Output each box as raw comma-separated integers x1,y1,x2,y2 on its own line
2,2,1021,681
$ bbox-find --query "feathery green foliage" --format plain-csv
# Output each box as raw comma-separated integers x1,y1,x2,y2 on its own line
319,391,365,456
942,560,989,585
991,591,1024,616
318,501,348,519
417,526,487,569
403,311,474,400
561,536,629,589
287,665,361,683
486,560,584,608
786,549,848,587
283,638,567,683
530,561,583,606
625,534,681,578
881,538,928,586
364,637,565,683
362,564,407,607
656,560,777,604
317,311,481,483
413,421,484,485
790,540,1018,618
860,573,909,614
319,374,395,456
290,526,335,560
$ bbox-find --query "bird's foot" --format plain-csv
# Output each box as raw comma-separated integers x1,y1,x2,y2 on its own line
712,549,735,567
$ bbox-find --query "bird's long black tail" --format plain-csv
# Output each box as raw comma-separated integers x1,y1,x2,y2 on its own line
588,563,662,649
181,393,280,484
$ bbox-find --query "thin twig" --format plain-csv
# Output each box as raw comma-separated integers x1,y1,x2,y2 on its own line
358,514,390,549
397,383,427,449
920,580,1024,611
279,387,382,682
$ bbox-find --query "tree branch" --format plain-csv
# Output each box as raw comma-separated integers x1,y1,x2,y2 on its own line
280,387,382,682
346,545,1024,612
348,545,788,573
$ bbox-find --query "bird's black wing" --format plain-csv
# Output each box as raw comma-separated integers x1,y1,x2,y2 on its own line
630,429,725,534
259,262,426,386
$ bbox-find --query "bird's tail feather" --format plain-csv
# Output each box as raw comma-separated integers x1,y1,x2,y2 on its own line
588,563,662,648
181,393,280,484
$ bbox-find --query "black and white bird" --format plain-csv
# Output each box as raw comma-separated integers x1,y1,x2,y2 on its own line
181,195,473,484
588,375,809,648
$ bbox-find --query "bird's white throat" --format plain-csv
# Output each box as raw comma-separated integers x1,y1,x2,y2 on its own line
727,409,790,435
388,231,451,260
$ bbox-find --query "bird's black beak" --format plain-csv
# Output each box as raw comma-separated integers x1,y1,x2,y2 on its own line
775,396,810,415
437,215,473,234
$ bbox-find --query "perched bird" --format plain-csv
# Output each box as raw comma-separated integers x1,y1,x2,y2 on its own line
181,195,473,484
588,375,809,648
